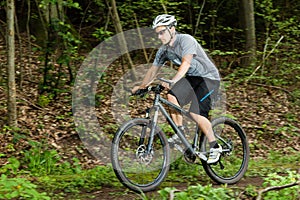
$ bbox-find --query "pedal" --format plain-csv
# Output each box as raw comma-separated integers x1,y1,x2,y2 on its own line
195,151,207,161
174,144,184,153
183,149,196,164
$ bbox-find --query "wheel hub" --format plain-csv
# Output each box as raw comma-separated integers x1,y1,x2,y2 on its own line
136,145,153,165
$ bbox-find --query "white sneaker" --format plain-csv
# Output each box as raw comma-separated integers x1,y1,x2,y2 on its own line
168,126,185,146
168,134,181,145
207,145,222,164
168,134,184,153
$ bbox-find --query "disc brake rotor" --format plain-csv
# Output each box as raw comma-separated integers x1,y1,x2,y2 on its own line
136,145,153,165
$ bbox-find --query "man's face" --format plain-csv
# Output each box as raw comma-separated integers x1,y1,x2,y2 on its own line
155,26,172,45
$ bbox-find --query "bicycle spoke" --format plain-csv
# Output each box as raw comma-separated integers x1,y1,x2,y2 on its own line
200,117,249,184
112,119,170,192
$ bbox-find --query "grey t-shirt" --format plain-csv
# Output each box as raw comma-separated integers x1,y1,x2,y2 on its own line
153,33,220,81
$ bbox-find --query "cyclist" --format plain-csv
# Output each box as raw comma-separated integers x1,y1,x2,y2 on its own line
132,14,221,164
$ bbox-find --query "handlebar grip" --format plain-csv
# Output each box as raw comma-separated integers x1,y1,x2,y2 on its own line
132,87,149,97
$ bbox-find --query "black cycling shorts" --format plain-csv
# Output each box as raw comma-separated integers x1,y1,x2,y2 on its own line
168,76,220,118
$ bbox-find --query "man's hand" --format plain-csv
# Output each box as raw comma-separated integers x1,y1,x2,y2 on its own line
161,80,174,90
132,65,159,94
132,85,144,94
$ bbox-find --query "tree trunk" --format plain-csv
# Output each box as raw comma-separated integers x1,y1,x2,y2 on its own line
108,0,136,80
6,0,17,127
241,0,257,67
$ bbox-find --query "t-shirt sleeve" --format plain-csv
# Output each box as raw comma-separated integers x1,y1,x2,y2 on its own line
153,47,167,67
181,35,198,57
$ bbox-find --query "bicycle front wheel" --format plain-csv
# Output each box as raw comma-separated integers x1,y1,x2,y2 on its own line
111,118,170,193
200,117,250,184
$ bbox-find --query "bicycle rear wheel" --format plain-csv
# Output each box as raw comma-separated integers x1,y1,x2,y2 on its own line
111,118,170,193
200,117,250,184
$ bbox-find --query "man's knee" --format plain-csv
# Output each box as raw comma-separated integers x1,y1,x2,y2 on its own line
167,94,177,103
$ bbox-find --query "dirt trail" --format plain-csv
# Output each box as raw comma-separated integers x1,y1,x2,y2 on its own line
79,176,264,200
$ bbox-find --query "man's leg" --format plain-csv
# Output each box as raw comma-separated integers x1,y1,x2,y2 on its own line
188,76,222,164
190,112,222,164
166,93,187,147
167,78,192,127
167,94,183,126
189,112,215,142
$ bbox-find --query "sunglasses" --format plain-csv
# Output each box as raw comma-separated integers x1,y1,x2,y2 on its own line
156,28,168,36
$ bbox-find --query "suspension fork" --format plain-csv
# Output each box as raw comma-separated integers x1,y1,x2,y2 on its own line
141,94,160,153
138,108,151,146
146,105,159,153
137,107,159,152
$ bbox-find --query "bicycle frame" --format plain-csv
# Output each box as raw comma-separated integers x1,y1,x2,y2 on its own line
112,83,249,192
146,90,200,156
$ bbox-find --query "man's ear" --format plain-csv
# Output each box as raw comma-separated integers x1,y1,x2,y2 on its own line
170,26,176,34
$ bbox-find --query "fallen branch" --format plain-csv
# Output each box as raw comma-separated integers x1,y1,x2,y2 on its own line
249,82,292,96
256,181,300,200
0,86,44,110
169,189,180,200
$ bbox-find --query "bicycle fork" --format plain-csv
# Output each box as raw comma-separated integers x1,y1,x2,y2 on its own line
137,105,160,155
146,106,160,153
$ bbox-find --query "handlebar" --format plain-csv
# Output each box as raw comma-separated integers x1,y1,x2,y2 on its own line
157,77,173,85
133,85,165,97
132,78,174,97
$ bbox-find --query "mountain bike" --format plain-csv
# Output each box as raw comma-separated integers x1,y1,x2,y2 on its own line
111,78,250,193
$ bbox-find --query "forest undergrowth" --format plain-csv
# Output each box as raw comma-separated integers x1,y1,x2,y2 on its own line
0,36,299,199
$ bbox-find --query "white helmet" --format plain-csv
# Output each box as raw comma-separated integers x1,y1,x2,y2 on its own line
152,14,177,29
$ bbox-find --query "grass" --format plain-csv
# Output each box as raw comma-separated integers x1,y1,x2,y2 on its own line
247,149,300,177
1,144,299,199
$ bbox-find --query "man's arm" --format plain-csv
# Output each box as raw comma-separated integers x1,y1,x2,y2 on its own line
163,54,193,89
132,65,160,93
